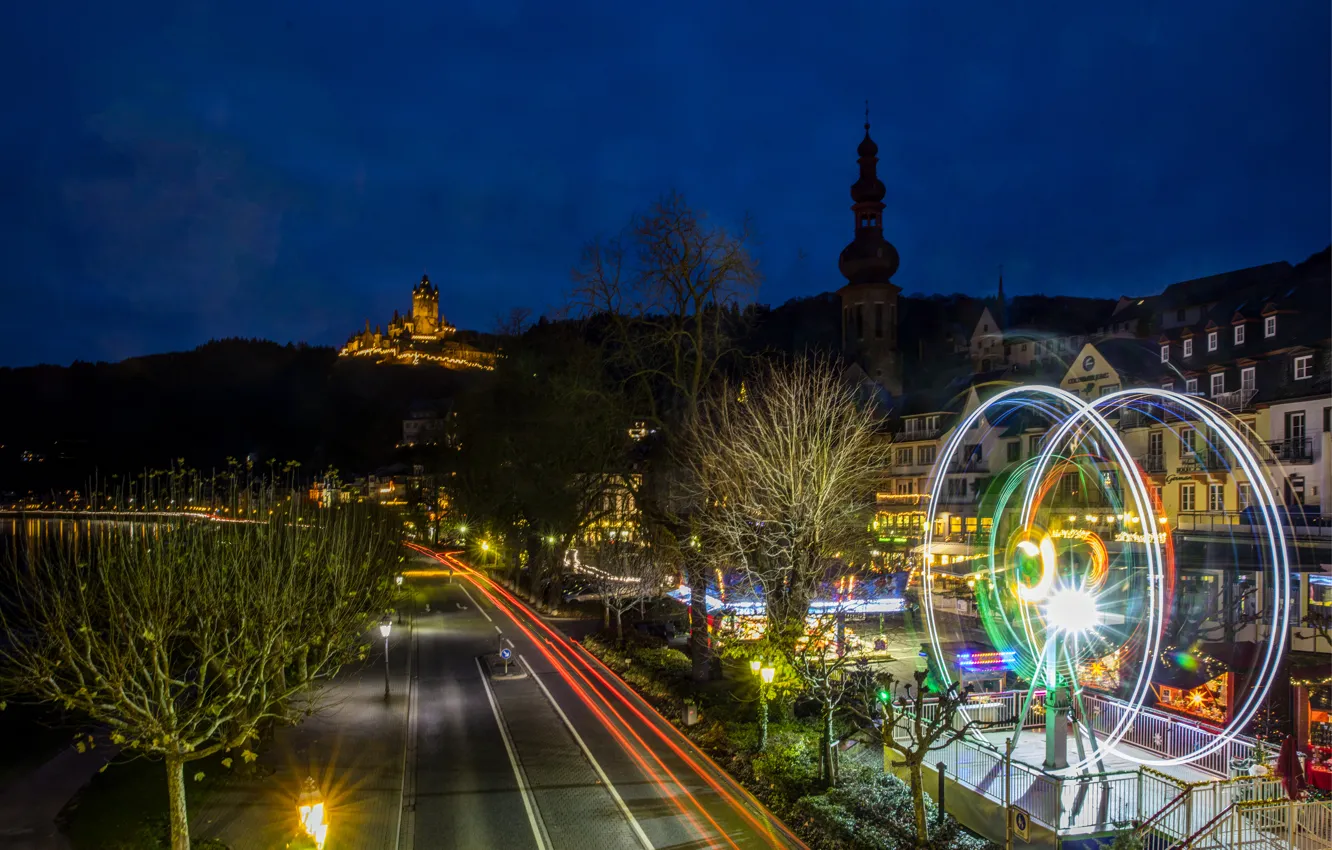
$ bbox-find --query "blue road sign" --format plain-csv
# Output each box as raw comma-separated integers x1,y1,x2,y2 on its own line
499,648,512,661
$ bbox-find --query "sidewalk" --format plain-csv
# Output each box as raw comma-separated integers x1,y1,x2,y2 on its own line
191,621,413,850
0,746,115,850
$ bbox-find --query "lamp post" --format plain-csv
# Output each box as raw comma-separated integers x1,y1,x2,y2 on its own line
754,662,776,751
395,575,404,624
297,776,329,849
481,540,490,567
379,616,392,701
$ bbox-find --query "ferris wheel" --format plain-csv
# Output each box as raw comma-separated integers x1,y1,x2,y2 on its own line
919,386,1293,774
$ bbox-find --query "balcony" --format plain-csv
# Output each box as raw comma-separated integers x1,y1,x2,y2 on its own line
1266,437,1313,464
1143,452,1165,473
1176,451,1228,473
1175,509,1332,538
1211,387,1258,411
894,427,941,443
945,458,988,474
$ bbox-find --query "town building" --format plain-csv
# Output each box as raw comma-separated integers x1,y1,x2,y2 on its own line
341,274,497,370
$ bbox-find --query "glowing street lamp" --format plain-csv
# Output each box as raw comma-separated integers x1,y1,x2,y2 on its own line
379,616,392,701
395,575,405,624
754,662,777,751
297,776,328,849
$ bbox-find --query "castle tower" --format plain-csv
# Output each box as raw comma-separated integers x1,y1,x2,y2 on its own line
837,111,902,395
411,274,440,337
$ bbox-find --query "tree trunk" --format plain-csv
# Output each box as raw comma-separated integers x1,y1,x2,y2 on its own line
603,598,611,629
908,760,928,846
820,706,837,788
688,558,710,683
615,608,624,644
165,754,190,850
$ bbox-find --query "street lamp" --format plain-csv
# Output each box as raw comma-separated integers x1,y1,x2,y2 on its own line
754,662,776,751
395,575,404,624
379,616,392,701
297,776,328,849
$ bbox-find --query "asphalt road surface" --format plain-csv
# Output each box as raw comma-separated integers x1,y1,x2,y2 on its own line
402,545,805,850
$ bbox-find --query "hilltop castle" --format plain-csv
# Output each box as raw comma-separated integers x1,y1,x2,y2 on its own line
340,274,496,370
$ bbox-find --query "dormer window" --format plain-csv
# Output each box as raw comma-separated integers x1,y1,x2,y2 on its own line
1183,339,1193,358
1207,331,1217,352
1264,315,1276,338
1160,344,1170,363
1295,355,1313,380
1234,324,1245,345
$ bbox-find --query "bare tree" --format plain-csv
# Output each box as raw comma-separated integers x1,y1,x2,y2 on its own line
687,357,890,652
848,670,977,847
584,536,674,643
574,190,760,682
0,502,400,850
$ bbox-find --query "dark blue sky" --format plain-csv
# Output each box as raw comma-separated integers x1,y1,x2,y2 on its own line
2,0,1328,366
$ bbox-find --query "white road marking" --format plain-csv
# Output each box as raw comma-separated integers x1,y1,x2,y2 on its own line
504,638,515,649
476,657,550,850
518,654,655,850
395,610,418,850
459,585,492,622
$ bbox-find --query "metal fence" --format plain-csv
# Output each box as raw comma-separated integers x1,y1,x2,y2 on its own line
1079,691,1255,778
1183,800,1332,849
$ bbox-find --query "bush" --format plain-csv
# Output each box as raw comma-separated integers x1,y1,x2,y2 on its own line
751,728,821,809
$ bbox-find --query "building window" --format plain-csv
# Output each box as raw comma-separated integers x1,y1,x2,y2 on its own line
1208,483,1223,512
1295,354,1313,380
1180,484,1195,512
1153,486,1163,506
1207,331,1217,352
1160,344,1170,363
1288,411,1307,440
1236,367,1253,392
1007,441,1021,463
1237,483,1253,510
874,302,884,339
1183,338,1193,358
1161,380,1174,391
1287,475,1306,506
917,445,936,466
1028,435,1042,456
1210,373,1224,396
1264,315,1276,338
1234,324,1245,345
896,447,912,466
1185,378,1198,394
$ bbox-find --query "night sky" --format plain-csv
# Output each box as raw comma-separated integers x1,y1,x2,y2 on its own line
2,1,1328,366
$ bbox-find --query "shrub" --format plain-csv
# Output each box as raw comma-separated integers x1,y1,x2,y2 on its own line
751,728,821,809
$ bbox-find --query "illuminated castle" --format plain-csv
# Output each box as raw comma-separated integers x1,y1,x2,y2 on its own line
340,274,496,370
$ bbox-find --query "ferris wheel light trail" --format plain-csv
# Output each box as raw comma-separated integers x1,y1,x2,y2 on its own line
919,386,1290,774
1044,588,1100,635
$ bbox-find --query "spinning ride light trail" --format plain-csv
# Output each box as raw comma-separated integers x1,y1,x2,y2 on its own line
919,387,1292,774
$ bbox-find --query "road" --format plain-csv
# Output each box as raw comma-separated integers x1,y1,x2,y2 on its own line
403,545,805,850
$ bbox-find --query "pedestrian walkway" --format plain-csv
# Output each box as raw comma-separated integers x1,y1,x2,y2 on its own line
191,621,413,850
0,745,115,850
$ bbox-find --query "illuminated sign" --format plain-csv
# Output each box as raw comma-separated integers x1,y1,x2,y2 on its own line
955,650,1016,670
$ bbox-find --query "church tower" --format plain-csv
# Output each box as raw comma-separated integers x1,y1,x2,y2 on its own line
411,274,440,337
837,111,902,395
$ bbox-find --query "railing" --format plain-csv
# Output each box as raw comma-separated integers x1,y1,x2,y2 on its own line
1175,799,1332,849
881,692,1286,839
945,458,989,474
1212,387,1259,411
1177,451,1228,473
895,428,942,442
1144,452,1166,473
1268,437,1315,464
1081,691,1255,778
1136,771,1286,844
1174,511,1332,538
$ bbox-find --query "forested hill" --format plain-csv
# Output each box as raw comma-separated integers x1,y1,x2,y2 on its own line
0,339,485,491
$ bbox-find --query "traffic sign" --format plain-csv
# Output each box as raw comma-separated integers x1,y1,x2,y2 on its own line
499,648,512,660
1010,807,1030,841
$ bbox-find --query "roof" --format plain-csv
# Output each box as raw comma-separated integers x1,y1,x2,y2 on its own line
1156,261,1293,310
